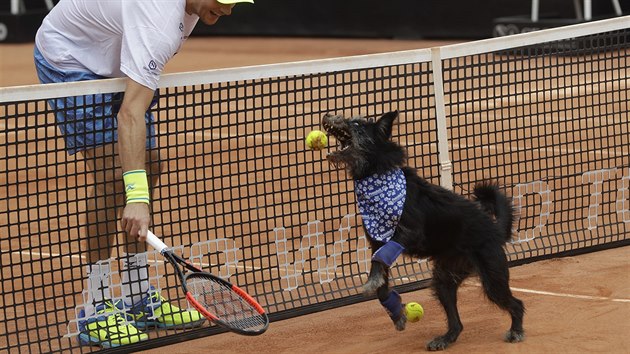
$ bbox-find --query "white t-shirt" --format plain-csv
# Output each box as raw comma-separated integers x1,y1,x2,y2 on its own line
35,0,199,90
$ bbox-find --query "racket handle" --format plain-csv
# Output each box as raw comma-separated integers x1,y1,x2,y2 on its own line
146,230,169,253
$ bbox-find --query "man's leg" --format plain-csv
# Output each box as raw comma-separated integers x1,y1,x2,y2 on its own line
78,144,118,317
82,143,123,264
78,143,148,347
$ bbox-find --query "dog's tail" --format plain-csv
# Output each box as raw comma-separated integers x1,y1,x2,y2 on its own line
473,182,515,242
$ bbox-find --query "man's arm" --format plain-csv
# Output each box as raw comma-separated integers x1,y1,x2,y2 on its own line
118,78,156,242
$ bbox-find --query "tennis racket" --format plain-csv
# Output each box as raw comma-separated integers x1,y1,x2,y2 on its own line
146,231,269,335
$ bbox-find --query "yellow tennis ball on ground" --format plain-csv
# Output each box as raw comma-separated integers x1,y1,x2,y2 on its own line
405,302,424,323
305,130,328,150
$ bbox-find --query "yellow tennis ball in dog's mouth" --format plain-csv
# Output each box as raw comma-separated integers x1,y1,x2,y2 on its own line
405,302,424,323
306,130,328,150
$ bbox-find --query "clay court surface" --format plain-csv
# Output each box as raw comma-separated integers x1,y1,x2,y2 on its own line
1,36,629,353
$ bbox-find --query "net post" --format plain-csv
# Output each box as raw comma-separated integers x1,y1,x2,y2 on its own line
431,47,453,191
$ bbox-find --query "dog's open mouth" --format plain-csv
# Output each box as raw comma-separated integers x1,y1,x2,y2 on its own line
322,114,352,154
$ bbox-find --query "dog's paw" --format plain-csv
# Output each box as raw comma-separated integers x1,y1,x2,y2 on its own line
362,276,385,296
393,313,406,331
504,330,525,343
426,337,450,351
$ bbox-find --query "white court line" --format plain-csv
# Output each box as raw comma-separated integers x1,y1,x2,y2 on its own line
9,248,361,279
447,141,628,159
467,282,630,303
10,248,355,278
14,250,83,260
8,249,262,271
509,286,630,303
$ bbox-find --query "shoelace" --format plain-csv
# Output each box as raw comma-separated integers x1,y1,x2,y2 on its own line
97,300,127,324
97,300,120,313
150,292,162,302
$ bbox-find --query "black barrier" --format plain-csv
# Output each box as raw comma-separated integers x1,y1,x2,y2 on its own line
192,0,627,39
0,10,47,43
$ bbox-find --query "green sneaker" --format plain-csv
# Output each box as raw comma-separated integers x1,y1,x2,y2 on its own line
78,300,148,348
128,286,206,329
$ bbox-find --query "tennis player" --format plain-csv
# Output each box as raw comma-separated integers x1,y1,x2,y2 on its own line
34,0,253,348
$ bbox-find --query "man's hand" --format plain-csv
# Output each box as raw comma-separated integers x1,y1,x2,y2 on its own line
121,203,151,242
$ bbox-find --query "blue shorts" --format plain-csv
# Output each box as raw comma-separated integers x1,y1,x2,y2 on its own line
33,46,157,155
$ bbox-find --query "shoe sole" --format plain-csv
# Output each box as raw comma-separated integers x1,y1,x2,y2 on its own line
78,332,148,348
135,318,206,330
78,333,120,349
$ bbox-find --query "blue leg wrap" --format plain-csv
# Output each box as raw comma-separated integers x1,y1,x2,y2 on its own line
380,290,402,321
372,241,405,267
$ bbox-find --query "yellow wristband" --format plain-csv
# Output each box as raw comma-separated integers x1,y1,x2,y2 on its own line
123,170,150,204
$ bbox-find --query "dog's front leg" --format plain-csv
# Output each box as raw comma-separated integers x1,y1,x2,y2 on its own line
376,276,407,331
363,240,405,295
363,241,407,331
363,260,387,296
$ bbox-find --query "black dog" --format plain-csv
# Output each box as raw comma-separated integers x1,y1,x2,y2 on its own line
322,111,525,351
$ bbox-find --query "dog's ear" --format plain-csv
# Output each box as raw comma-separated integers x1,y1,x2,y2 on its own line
376,110,398,138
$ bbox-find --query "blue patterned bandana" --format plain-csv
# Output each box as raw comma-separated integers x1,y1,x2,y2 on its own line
355,169,407,242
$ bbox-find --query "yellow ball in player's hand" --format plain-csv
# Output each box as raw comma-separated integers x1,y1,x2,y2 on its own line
305,130,328,150
405,302,424,323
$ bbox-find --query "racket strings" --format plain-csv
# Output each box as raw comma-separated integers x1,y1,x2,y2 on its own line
186,276,267,331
